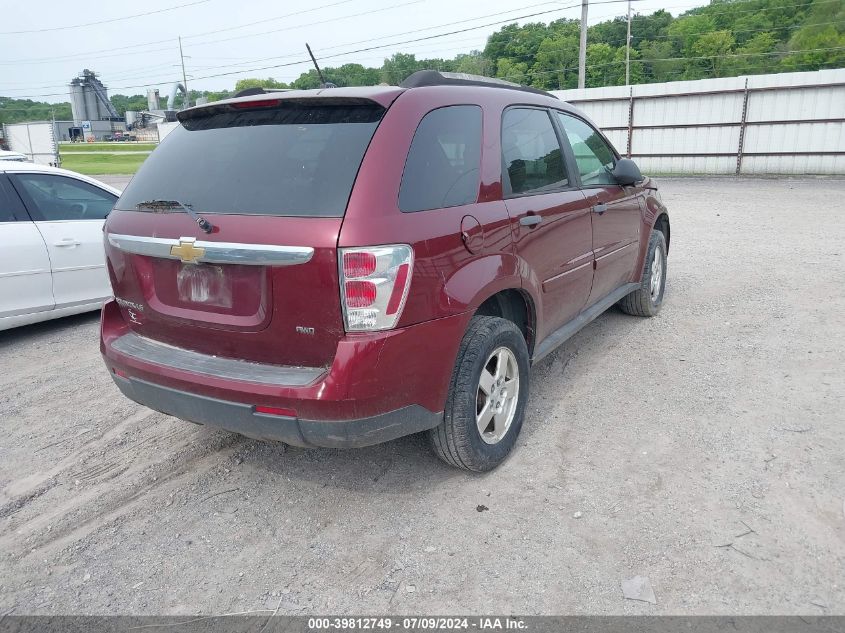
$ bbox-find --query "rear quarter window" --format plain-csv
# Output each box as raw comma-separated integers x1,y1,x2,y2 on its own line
398,105,482,213
116,101,385,218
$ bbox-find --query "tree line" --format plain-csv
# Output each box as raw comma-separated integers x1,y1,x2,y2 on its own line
2,0,842,124
232,0,844,91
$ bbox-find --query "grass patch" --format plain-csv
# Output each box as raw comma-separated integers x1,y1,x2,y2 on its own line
60,152,147,175
59,142,157,153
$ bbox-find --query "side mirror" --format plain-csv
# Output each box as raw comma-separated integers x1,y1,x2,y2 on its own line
612,158,643,186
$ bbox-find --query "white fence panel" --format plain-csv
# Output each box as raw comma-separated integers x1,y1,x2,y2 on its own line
635,93,743,126
575,100,629,129
636,126,739,154
603,129,627,153
552,69,845,175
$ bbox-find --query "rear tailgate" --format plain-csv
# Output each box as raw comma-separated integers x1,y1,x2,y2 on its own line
104,93,396,369
105,211,343,368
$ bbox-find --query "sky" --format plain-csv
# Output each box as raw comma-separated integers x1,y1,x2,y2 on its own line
2,0,709,103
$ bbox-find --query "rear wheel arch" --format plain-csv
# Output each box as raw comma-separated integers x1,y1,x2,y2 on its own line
653,212,670,253
474,289,536,358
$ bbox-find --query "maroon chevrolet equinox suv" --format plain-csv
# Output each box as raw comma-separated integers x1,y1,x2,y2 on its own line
101,71,670,471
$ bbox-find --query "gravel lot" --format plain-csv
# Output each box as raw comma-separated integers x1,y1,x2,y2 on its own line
1,177,843,616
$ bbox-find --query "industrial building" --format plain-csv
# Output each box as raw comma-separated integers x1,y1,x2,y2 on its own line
122,83,188,132
52,69,192,142
67,69,126,141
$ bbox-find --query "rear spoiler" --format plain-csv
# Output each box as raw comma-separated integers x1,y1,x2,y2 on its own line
176,97,386,129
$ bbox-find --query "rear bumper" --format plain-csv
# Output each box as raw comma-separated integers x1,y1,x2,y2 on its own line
101,300,471,447
112,374,440,448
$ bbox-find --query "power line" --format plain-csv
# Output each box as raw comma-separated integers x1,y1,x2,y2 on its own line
182,0,639,77
187,34,491,71
1,0,368,63
631,20,845,42
184,0,640,81
1,0,631,96
589,0,840,27
3,0,834,65
636,45,845,62
0,0,419,68
505,45,845,83
0,0,211,36
507,19,845,55
171,1,590,76
125,0,562,67
182,0,426,49
7,0,845,99
565,56,845,84
1,43,181,66
1,62,183,90
181,0,354,40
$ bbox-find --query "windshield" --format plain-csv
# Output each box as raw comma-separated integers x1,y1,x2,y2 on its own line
115,100,385,218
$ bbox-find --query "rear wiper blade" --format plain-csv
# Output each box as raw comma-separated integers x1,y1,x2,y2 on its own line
136,199,214,234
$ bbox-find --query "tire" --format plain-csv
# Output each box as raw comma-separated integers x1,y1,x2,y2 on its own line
429,316,530,472
618,229,667,317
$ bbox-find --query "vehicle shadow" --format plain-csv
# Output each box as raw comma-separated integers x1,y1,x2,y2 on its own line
241,306,642,490
1,304,642,493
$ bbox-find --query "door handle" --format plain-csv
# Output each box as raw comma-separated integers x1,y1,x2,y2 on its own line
54,238,81,247
519,215,543,227
592,203,608,214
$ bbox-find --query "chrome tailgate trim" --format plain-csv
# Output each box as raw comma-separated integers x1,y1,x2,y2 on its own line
111,332,324,387
108,234,314,266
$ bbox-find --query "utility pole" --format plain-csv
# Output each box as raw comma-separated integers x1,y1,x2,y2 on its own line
578,0,588,89
178,36,189,108
625,0,632,85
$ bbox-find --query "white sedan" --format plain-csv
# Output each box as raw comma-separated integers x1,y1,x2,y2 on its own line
0,162,120,331
0,150,29,162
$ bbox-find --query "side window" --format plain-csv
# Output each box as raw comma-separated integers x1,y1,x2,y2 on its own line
399,105,482,212
0,177,26,222
501,108,567,196
555,113,618,186
12,173,117,221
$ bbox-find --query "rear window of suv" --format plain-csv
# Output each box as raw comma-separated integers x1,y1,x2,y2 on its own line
115,100,385,218
399,105,482,212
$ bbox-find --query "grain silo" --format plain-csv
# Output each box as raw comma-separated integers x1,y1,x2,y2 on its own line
68,69,121,123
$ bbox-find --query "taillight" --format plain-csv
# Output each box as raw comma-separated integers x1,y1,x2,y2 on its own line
342,251,376,278
339,245,413,331
344,280,377,308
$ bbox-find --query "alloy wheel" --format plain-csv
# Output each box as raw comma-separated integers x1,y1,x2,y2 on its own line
650,248,664,300
476,347,520,444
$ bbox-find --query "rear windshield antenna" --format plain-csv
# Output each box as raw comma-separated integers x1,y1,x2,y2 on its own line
306,43,336,89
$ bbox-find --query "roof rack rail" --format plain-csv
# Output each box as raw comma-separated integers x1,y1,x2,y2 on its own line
399,70,557,99
232,87,292,98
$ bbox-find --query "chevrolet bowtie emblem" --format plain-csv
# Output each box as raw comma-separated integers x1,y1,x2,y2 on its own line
170,238,205,264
